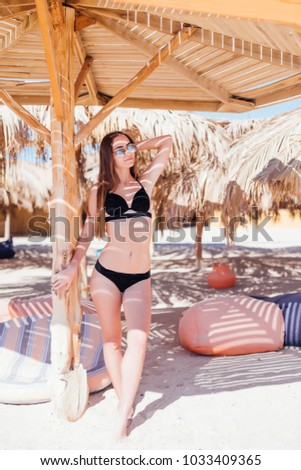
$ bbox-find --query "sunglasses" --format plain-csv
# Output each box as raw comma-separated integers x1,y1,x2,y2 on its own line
112,143,138,156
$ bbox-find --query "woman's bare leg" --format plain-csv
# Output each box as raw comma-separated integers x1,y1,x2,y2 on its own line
90,268,123,400
115,277,152,440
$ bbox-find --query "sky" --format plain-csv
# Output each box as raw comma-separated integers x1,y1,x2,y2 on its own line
198,98,301,120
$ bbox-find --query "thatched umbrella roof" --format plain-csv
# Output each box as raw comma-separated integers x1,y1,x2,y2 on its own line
0,106,51,211
153,162,226,224
5,159,52,212
221,108,301,222
219,118,265,141
76,107,231,174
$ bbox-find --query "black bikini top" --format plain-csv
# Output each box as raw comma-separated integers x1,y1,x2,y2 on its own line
104,178,152,222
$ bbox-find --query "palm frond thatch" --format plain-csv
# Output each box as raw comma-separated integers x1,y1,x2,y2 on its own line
221,108,301,221
75,107,230,177
220,118,265,140
5,160,52,212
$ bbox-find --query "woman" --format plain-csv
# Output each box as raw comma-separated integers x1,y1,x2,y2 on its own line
51,131,172,440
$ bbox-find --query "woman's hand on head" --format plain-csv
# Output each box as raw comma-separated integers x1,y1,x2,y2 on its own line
51,262,78,295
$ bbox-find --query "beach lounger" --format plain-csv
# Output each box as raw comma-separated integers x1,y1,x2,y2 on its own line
0,295,111,404
251,293,301,347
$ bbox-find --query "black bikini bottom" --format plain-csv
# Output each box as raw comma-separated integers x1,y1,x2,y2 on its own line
94,259,151,293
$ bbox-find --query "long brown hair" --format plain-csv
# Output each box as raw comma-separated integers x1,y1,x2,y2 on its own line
95,131,138,239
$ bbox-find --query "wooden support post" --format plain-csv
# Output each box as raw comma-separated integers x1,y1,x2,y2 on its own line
0,89,51,144
75,26,196,146
35,0,64,121
48,6,85,419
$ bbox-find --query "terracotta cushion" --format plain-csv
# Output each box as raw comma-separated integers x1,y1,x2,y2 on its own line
178,295,284,356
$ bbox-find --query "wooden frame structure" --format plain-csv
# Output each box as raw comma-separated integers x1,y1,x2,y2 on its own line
1,0,301,419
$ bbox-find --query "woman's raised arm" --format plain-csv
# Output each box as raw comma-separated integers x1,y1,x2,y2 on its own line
136,135,172,193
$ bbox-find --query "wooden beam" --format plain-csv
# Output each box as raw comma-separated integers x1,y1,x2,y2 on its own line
74,55,94,102
74,32,98,104
192,30,301,72
87,8,301,71
237,75,301,99
0,1,35,18
0,88,51,143
49,1,64,28
74,10,229,104
75,13,96,31
255,84,301,107
1,95,50,105
75,26,196,146
78,12,254,110
6,92,220,110
0,12,38,56
0,9,37,21
34,0,64,120
70,0,301,28
96,94,220,111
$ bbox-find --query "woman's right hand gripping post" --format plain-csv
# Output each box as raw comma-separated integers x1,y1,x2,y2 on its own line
51,261,78,295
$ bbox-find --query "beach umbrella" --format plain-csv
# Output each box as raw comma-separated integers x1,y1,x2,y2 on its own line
151,113,229,265
0,106,51,210
153,144,228,266
221,108,301,224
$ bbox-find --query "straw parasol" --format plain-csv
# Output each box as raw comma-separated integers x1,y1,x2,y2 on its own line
221,108,301,225
0,105,51,238
149,114,229,266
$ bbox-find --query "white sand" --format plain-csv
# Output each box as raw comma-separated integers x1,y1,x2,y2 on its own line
1,234,301,450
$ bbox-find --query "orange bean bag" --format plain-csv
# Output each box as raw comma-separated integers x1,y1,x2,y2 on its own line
178,295,284,356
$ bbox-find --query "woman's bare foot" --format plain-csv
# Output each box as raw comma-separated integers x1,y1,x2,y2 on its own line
113,411,128,442
112,405,135,442
128,406,134,420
